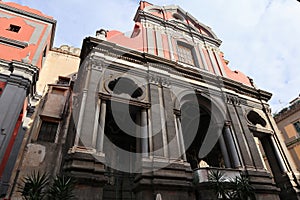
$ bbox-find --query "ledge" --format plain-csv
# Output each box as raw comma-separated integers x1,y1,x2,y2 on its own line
0,36,28,48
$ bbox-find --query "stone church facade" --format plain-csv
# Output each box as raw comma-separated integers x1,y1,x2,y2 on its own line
6,1,300,200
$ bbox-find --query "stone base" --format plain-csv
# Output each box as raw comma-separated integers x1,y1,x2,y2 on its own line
133,160,195,200
245,169,281,199
63,151,108,200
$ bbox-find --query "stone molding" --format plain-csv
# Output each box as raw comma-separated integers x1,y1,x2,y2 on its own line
148,73,170,88
0,60,39,95
99,92,150,108
225,94,241,106
0,36,28,49
82,37,272,107
0,3,56,24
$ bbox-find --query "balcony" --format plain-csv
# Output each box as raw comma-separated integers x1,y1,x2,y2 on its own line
193,167,241,184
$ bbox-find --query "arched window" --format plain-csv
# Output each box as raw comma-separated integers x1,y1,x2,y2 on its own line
247,110,267,127
108,77,143,99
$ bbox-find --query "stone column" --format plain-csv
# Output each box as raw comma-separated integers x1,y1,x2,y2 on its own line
92,99,101,148
271,135,288,173
147,109,153,158
75,61,103,148
175,114,187,161
141,109,149,157
226,101,254,168
162,85,180,159
223,124,242,168
149,82,164,157
218,133,231,168
235,105,265,170
158,86,169,158
96,100,106,153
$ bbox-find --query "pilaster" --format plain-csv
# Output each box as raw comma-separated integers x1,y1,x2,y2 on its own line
148,75,164,157
225,95,254,168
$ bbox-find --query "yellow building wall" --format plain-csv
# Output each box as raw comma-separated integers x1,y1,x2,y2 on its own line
284,124,297,139
37,45,80,95
290,144,300,171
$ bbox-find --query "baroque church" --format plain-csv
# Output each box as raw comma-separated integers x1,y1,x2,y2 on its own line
1,1,300,200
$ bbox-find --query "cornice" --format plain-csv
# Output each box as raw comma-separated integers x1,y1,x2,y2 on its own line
82,37,269,103
0,3,56,24
221,76,271,102
0,36,28,48
0,59,39,84
99,92,150,108
7,73,31,89
274,102,300,123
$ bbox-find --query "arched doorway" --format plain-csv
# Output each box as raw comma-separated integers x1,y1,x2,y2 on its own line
179,94,228,170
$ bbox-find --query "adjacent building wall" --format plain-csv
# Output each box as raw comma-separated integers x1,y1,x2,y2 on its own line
0,1,56,196
6,45,80,199
275,95,300,171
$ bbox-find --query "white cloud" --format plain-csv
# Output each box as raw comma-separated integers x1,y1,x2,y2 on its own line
5,0,300,112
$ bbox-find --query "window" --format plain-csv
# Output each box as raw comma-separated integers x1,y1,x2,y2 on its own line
37,121,58,142
8,24,21,33
177,43,195,66
247,110,267,127
108,77,143,98
57,76,71,86
293,121,300,135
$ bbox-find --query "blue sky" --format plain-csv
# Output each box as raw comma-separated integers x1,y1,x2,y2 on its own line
4,0,300,113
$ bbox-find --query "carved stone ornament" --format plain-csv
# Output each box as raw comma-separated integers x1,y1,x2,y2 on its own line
225,94,241,105
148,74,170,87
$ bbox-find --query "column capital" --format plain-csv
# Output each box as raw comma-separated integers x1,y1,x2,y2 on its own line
147,73,170,88
224,94,241,106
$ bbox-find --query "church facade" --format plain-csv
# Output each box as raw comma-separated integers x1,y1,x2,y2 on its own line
6,1,300,200
63,2,300,199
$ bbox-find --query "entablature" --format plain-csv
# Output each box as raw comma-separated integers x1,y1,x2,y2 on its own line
81,37,271,105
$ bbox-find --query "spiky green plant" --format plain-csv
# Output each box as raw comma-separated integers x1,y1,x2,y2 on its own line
19,171,49,200
47,175,75,200
231,175,255,200
208,170,256,200
208,170,230,199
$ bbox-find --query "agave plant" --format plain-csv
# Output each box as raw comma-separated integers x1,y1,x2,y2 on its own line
208,170,256,200
47,175,75,200
208,170,230,199
19,172,75,200
230,175,255,200
19,171,49,200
